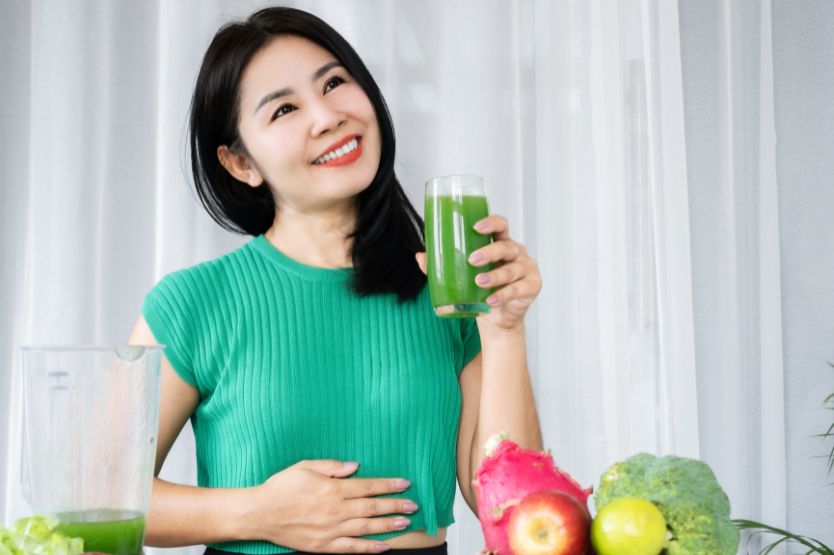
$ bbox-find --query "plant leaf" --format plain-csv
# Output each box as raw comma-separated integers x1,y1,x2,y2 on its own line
734,519,834,555
825,364,834,476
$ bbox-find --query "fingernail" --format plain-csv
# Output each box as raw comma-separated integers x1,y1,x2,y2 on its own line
375,544,391,553
486,295,499,306
469,251,484,264
395,479,411,491
394,518,410,529
474,220,489,231
403,501,419,513
476,274,491,286
342,461,359,471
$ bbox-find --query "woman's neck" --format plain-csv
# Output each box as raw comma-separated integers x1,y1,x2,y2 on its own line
265,201,356,269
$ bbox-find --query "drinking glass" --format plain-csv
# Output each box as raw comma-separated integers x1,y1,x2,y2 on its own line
425,175,494,317
21,346,163,555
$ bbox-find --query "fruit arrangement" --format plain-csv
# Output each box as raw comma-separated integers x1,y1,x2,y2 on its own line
473,434,739,555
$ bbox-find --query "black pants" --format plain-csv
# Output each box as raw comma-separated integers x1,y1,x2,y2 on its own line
204,543,448,555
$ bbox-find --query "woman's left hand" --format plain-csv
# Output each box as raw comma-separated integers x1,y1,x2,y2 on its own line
416,214,542,331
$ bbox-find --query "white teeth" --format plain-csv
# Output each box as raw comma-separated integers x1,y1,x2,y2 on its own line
313,138,359,165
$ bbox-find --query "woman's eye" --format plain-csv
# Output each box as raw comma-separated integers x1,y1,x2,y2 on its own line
324,76,345,93
271,104,295,121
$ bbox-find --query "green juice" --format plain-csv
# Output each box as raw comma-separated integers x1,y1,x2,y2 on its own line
425,194,494,317
55,509,145,555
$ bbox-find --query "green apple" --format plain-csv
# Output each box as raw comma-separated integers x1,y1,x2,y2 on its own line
591,497,667,555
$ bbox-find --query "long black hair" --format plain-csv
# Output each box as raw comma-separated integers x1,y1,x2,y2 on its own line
189,7,426,301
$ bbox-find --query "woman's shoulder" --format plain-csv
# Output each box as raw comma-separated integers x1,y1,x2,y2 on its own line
147,239,256,301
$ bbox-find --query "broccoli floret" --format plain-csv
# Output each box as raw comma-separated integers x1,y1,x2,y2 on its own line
595,453,738,555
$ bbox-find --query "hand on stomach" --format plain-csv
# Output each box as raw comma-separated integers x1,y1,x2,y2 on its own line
248,460,442,553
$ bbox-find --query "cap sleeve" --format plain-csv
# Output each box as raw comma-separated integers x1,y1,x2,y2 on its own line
141,272,199,389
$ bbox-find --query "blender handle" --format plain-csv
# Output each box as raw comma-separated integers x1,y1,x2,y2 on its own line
20,394,33,506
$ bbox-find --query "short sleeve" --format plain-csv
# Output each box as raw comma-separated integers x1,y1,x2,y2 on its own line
458,317,482,375
141,272,199,389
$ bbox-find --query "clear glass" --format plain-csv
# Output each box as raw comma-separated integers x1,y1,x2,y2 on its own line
21,346,163,555
424,175,494,317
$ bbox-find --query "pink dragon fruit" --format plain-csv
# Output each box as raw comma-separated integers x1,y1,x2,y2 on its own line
473,434,592,555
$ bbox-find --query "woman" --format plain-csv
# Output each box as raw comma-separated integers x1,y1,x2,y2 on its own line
129,7,543,555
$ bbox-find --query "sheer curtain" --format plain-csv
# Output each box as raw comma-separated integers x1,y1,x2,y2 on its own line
680,0,834,545
2,1,833,553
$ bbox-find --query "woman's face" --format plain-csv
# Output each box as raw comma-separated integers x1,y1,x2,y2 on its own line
231,35,382,212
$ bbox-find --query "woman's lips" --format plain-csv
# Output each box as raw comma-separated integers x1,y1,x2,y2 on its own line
316,133,360,159
313,137,363,168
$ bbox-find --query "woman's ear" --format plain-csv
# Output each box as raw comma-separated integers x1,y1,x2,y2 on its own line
217,145,264,187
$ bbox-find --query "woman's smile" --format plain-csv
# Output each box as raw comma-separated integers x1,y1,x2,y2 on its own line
311,134,363,167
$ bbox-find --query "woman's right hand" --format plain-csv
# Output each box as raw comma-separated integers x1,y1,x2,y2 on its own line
243,459,419,553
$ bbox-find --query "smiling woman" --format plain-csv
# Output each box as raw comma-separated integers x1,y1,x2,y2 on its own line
126,5,543,555
4,2,834,554
187,9,421,294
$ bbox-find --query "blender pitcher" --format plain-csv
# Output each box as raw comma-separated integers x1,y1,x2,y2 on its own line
21,346,163,555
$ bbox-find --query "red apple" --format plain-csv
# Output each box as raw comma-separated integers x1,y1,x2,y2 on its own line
507,490,591,555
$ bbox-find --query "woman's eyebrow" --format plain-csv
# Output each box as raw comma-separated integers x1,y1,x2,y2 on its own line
254,87,292,114
311,60,342,82
254,60,343,114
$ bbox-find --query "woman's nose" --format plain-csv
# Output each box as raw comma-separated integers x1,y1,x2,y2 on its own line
310,101,347,137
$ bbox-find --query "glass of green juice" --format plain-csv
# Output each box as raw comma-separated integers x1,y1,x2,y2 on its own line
21,346,163,555
425,174,494,317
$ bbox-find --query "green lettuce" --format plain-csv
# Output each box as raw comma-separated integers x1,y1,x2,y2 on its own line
0,515,83,555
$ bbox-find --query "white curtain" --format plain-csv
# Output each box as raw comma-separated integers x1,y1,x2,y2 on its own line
679,0,834,546
2,1,833,553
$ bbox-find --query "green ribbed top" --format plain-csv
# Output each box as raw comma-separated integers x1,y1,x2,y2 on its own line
142,235,480,554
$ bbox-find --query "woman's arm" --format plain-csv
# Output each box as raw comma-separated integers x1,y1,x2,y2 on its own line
128,316,248,546
420,214,544,515
455,325,542,513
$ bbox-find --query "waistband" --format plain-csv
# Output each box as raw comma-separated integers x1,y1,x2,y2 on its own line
204,542,448,555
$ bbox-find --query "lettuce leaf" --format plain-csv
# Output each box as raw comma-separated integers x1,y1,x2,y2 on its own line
0,516,83,555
